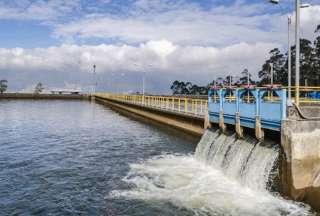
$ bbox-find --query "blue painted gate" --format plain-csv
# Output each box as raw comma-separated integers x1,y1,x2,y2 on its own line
208,87,287,131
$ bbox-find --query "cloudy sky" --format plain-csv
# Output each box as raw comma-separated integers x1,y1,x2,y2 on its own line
0,0,320,93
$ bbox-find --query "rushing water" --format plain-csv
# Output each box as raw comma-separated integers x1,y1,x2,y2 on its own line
0,100,314,215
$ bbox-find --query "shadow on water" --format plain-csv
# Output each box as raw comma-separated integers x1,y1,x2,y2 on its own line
94,100,200,145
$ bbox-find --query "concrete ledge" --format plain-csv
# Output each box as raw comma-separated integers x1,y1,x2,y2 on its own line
281,119,320,211
95,96,204,137
0,93,89,100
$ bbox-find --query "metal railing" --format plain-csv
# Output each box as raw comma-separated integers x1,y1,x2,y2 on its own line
291,87,320,104
210,86,320,105
94,93,208,116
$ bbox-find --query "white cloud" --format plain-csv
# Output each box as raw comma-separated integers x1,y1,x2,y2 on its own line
52,1,320,48
53,6,275,46
0,40,277,91
1,0,319,48
1,0,319,92
0,0,81,21
300,5,320,39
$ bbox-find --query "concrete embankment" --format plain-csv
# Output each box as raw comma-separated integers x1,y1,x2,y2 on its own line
0,93,89,100
281,106,320,211
94,96,204,137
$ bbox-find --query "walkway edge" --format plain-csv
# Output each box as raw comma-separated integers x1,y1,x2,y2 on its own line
95,96,204,137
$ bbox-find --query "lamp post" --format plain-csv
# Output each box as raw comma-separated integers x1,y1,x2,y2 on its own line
133,63,153,104
295,0,300,105
288,16,292,103
93,64,97,94
270,63,274,86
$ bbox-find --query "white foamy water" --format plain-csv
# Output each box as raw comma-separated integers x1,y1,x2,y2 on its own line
111,130,314,216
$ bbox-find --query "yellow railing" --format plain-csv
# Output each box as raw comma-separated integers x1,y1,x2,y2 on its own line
94,93,208,116
291,87,320,104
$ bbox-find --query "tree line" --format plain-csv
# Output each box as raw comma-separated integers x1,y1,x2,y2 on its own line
0,80,44,94
170,69,254,95
171,24,320,95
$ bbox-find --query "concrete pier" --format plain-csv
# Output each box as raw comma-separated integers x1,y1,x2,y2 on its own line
281,106,320,210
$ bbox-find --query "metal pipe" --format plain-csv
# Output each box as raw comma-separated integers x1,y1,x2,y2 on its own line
295,0,300,106
270,63,274,86
288,16,292,102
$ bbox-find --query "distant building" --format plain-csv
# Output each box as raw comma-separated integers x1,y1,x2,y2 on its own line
50,89,82,95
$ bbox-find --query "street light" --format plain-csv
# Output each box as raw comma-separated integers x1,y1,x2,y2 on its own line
268,0,310,106
133,63,153,104
295,0,301,105
93,64,97,94
133,63,146,96
270,63,274,86
288,16,292,103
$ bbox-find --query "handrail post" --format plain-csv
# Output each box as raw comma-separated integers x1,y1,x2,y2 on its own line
184,98,188,113
191,100,194,113
195,100,198,115
236,89,240,113
281,88,287,120
219,89,226,133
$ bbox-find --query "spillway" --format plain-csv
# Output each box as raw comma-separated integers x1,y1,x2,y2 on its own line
111,129,314,215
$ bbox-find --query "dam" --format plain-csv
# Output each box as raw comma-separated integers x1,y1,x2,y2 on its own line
0,92,319,215
94,86,320,212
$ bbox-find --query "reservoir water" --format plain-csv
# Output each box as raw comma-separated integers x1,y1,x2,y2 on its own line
0,100,314,215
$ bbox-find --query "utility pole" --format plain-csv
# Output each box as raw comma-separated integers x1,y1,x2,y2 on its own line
270,63,274,86
270,63,274,101
247,71,250,103
295,0,300,105
288,16,292,102
142,73,145,96
93,64,97,94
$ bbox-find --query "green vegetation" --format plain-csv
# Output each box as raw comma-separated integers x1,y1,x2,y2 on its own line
0,80,8,93
34,82,44,94
171,25,320,95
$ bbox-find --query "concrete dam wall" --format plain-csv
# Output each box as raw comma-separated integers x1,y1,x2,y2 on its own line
94,95,205,137
94,94,320,212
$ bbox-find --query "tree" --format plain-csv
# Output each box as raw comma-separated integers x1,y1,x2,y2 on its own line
170,80,181,95
300,39,314,86
239,69,254,85
224,75,235,86
34,82,44,94
170,81,190,95
216,77,225,87
170,80,208,95
0,80,8,93
258,48,286,86
313,25,320,85
315,24,320,33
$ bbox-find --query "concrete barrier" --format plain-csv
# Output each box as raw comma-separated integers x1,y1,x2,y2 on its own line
0,93,89,100
281,111,320,210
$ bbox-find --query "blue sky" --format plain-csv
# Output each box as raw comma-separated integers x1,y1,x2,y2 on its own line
0,0,310,48
0,0,319,92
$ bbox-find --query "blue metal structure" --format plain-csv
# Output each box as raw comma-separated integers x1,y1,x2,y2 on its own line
208,87,287,131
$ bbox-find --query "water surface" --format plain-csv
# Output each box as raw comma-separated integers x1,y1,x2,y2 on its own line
0,100,196,215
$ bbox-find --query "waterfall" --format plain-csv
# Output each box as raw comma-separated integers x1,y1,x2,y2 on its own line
111,129,313,215
195,129,279,191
